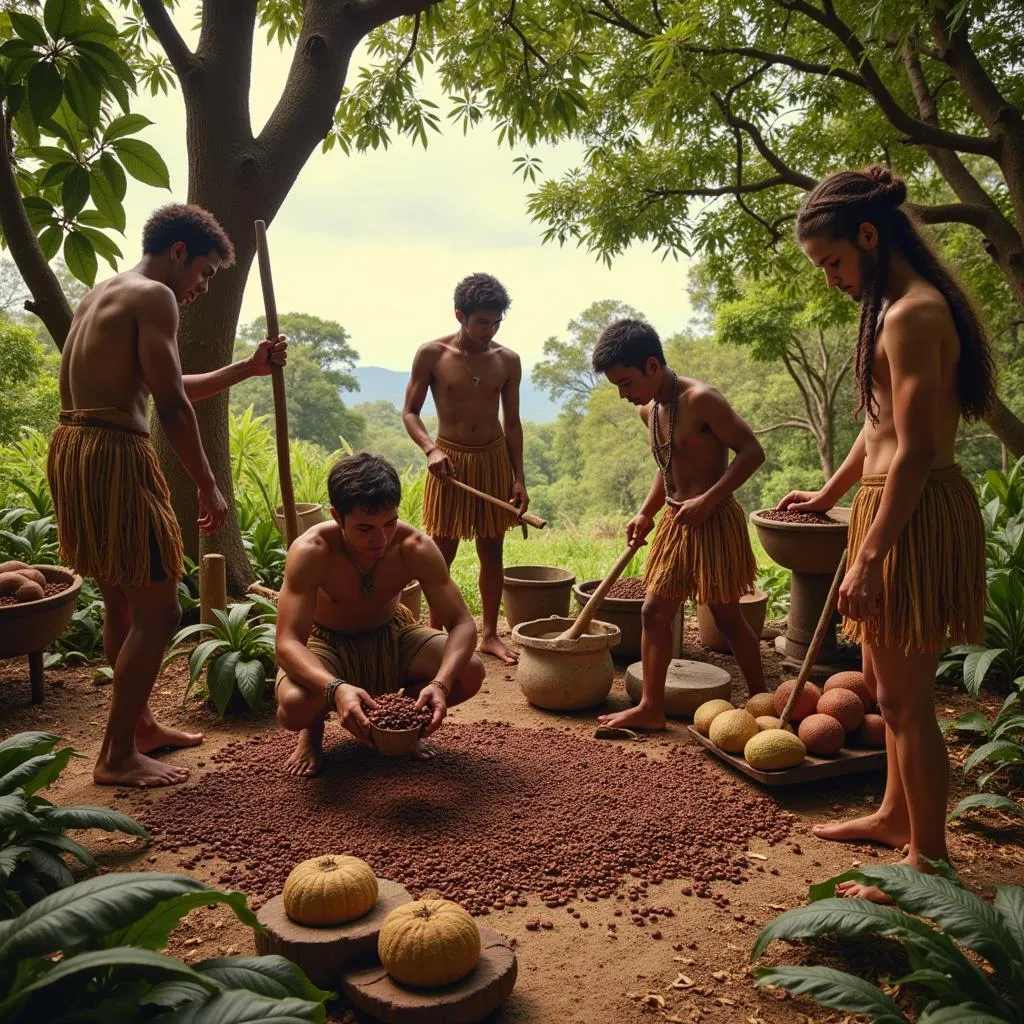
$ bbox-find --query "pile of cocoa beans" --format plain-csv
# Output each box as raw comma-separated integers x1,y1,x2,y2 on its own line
366,692,432,731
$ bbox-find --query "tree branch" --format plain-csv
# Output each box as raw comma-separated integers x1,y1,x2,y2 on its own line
396,11,421,74
780,0,998,156
754,419,812,435
642,174,804,201
138,0,198,78
681,43,866,88
585,3,652,38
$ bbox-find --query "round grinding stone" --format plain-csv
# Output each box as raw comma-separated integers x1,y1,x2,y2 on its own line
625,659,732,718
253,878,412,989
341,926,517,1024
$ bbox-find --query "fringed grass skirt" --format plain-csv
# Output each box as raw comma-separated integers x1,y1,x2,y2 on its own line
46,408,184,587
643,496,756,605
422,436,516,540
843,465,985,654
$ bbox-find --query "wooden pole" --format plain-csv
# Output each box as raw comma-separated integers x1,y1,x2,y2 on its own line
444,476,547,529
200,553,227,626
254,220,299,548
559,543,640,641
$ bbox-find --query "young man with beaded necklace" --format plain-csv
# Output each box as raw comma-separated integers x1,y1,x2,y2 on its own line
591,320,768,732
777,166,992,902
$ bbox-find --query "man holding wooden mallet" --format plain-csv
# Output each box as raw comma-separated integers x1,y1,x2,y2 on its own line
403,273,528,665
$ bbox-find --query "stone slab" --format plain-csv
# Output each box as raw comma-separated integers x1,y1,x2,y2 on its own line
624,659,731,718
253,878,412,989
341,926,517,1024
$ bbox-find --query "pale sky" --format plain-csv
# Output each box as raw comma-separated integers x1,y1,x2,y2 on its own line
108,8,693,373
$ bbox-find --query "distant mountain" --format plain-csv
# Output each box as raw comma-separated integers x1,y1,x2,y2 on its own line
350,365,562,423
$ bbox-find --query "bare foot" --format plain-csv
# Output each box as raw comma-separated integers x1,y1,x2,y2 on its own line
284,725,323,778
597,704,667,731
811,812,910,850
480,635,518,665
136,719,204,755
835,879,894,904
413,739,439,761
93,751,190,787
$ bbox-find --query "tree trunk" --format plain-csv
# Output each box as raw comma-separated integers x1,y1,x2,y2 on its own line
983,394,1024,459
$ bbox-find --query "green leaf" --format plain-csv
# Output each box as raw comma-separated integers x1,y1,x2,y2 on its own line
111,137,170,189
63,59,102,124
61,164,90,218
854,865,1022,982
948,793,1024,822
234,658,266,711
0,732,59,777
38,159,77,188
41,803,149,837
10,11,49,46
97,150,127,200
0,947,220,1017
808,869,860,903
917,1004,1019,1023
25,845,75,888
753,966,907,1023
44,0,82,40
64,229,97,285
25,831,97,871
0,791,40,831
73,38,135,83
193,955,331,1003
26,61,63,124
964,740,1024,776
87,166,126,231
189,639,230,682
103,113,153,142
142,979,213,1008
0,873,211,962
0,747,75,797
963,647,1007,696
993,886,1024,963
157,991,326,1024
207,652,241,718
22,196,57,231
108,889,262,951
0,845,33,882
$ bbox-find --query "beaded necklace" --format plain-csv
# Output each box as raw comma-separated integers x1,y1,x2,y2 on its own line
650,370,678,483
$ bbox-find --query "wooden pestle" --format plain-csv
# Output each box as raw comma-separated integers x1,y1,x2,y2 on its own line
445,476,547,529
557,543,641,642
778,549,848,730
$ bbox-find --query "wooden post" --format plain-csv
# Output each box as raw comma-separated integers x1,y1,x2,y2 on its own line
254,219,299,548
200,553,227,626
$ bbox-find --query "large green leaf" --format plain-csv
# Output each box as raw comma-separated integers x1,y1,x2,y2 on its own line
963,647,1006,696
189,639,230,683
993,886,1024,962
10,11,49,46
947,793,1024,823
207,652,241,718
97,150,128,200
0,844,33,882
111,138,170,189
158,991,326,1024
0,873,210,962
42,803,149,837
0,748,75,797
102,113,153,142
0,791,40,832
44,0,82,40
63,230,97,285
0,733,59,778
27,61,63,124
25,845,74,888
62,59,101,124
88,166,126,232
963,740,1024,776
0,947,220,1017
917,1004,1018,1023
193,956,331,1004
76,225,123,270
234,659,266,711
143,979,213,1009
753,966,907,1023
74,38,135,84
61,165,91,218
854,866,1021,982
23,830,97,872
108,890,262,951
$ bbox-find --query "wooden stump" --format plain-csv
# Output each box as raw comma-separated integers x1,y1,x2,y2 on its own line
254,878,412,989
625,659,731,718
341,926,517,1024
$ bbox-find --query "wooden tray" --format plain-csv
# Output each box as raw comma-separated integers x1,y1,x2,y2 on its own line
686,726,885,787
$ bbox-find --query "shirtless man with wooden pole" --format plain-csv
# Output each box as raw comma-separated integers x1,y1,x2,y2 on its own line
403,273,528,665
48,204,287,787
779,166,992,901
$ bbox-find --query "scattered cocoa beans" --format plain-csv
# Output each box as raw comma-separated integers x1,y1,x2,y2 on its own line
366,692,431,731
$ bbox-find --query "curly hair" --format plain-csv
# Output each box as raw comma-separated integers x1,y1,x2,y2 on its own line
328,453,401,518
591,318,664,373
453,273,511,315
142,204,236,267
796,165,993,424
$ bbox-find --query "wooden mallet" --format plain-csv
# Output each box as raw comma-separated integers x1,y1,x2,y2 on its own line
557,541,641,641
444,475,547,530
254,220,299,549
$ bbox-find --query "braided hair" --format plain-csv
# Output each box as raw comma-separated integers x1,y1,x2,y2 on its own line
796,165,994,424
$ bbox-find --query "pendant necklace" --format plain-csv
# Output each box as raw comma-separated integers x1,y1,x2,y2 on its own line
650,370,678,484
340,541,377,596
457,334,481,387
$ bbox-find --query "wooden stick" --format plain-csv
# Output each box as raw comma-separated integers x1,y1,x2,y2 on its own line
444,476,547,529
254,220,299,549
200,553,227,626
778,550,848,730
558,543,640,641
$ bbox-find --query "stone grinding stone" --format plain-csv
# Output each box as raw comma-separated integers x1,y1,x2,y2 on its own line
253,878,412,989
625,659,732,718
341,926,517,1024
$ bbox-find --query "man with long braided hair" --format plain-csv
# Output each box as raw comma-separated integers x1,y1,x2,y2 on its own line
778,166,993,901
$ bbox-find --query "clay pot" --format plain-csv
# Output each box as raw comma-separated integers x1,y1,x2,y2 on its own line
512,615,620,711
695,591,769,653
370,722,424,756
749,508,850,575
0,565,82,659
401,580,422,619
501,566,575,630
273,502,326,538
571,580,682,660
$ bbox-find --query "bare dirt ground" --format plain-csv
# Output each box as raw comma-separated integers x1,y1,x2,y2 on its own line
1,618,1021,1024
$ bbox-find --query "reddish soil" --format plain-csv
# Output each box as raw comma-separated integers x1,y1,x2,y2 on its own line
1,617,1021,1024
